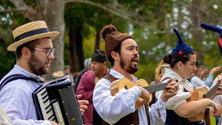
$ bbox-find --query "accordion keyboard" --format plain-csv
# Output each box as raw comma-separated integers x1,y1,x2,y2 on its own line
33,75,84,125
36,88,55,121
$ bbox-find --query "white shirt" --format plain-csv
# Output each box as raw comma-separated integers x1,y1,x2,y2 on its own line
156,68,192,110
0,65,51,125
0,105,14,125
93,69,167,125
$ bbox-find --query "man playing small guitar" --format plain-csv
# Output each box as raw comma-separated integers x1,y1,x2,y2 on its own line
93,24,179,125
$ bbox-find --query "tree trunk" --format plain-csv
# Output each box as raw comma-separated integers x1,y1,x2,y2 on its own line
75,24,84,70
190,0,204,64
68,27,77,73
44,0,65,80
95,32,101,50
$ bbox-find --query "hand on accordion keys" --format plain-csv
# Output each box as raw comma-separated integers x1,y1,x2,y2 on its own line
50,121,59,125
77,94,89,115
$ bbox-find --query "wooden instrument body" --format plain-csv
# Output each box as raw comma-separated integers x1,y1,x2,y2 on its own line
110,78,150,109
186,86,208,122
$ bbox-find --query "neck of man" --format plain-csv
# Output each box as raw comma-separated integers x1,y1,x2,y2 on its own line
112,65,132,80
17,59,32,73
95,68,108,79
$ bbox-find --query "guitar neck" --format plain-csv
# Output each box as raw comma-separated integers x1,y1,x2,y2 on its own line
143,82,170,93
204,81,220,99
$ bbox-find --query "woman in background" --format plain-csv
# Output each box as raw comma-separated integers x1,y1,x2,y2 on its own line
155,29,221,125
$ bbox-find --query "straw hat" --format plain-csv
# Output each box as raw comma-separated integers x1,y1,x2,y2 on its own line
52,71,64,77
7,20,59,51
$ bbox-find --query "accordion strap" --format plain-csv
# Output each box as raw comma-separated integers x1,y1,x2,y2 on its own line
0,74,39,91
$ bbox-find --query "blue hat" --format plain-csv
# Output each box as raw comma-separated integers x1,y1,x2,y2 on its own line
171,29,193,55
201,23,222,55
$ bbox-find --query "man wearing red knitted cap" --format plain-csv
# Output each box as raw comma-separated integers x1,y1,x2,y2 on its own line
93,24,179,125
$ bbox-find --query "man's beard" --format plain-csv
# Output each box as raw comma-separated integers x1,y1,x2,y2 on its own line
120,54,138,74
28,53,48,75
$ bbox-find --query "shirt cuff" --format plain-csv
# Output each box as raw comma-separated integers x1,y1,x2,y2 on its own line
44,120,51,125
128,86,142,99
155,98,167,109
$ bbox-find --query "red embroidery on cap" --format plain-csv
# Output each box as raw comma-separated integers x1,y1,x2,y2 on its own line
219,38,222,48
178,50,183,55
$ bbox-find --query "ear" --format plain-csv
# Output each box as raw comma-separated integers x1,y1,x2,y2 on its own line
110,51,119,61
177,61,183,70
21,47,31,60
102,62,107,68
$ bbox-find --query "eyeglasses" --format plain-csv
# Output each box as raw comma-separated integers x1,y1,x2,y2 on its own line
34,48,55,57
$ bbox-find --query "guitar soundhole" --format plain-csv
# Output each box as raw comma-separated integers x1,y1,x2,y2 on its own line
124,85,128,90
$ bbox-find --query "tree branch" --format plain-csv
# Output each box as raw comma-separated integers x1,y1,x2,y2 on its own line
10,0,41,20
64,0,149,28
0,9,27,13
36,0,45,20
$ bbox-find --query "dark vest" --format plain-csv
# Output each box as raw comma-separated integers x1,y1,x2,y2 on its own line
101,74,150,125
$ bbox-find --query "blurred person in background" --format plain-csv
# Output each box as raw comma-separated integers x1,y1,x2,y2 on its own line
64,65,75,86
190,63,221,90
74,58,91,92
76,50,108,125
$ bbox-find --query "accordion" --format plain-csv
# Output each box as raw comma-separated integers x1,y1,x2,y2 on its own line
32,75,84,125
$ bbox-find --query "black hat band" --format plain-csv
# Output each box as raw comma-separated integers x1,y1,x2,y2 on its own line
15,28,49,42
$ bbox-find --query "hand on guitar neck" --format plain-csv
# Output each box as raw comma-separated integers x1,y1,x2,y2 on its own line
161,79,179,102
137,79,179,106
210,79,222,100
110,78,179,109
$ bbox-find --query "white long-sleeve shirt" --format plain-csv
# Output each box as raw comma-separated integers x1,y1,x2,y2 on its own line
93,69,167,125
0,65,51,125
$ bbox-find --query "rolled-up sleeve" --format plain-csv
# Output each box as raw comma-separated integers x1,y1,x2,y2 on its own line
156,85,190,110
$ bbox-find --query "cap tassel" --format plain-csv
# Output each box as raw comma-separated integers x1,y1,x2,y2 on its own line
201,23,222,55
171,29,193,55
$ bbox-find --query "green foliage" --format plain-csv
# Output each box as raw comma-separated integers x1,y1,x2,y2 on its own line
0,46,16,79
1,0,222,82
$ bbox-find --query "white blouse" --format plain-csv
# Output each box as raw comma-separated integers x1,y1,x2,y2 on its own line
155,68,193,110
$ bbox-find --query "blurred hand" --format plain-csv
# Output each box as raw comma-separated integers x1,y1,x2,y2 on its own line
209,66,221,75
77,94,89,115
200,69,208,80
137,86,150,106
50,121,59,125
161,79,179,102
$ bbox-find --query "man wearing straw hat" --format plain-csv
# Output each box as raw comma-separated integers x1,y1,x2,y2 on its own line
0,21,88,125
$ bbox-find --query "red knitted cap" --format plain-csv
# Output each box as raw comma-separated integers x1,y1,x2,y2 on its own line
100,24,134,61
